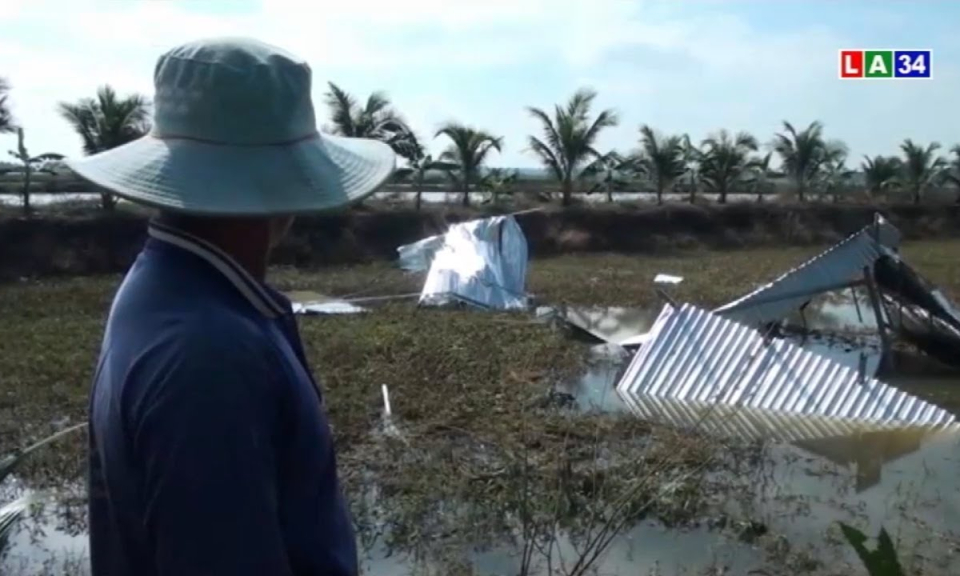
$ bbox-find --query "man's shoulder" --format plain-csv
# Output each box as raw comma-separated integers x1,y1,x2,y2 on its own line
159,309,278,365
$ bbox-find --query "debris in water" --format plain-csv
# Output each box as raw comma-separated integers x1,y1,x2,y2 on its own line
712,213,960,372
616,303,956,427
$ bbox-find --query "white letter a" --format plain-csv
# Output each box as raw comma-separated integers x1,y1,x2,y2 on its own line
868,55,888,75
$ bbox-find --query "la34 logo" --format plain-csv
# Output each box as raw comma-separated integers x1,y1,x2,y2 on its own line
839,49,932,79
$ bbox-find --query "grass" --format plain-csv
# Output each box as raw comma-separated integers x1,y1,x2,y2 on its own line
2,240,960,574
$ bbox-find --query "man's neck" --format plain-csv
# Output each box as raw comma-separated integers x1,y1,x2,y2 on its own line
158,214,270,281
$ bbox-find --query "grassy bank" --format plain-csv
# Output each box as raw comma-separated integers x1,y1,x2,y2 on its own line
3,201,960,281
3,241,960,574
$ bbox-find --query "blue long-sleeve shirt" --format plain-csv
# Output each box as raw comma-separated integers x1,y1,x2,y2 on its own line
88,220,357,576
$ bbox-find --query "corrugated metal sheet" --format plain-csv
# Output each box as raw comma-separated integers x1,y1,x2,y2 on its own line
414,215,529,310
616,303,956,427
714,215,901,326
397,233,446,272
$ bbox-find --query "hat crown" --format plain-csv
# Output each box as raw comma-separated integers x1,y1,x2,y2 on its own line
152,37,317,145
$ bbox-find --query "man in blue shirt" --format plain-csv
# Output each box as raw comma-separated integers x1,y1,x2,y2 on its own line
67,37,396,575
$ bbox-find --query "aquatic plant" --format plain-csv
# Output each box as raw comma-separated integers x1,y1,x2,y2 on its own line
0,423,86,556
838,523,905,576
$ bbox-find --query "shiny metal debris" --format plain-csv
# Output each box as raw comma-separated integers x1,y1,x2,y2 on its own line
398,215,530,310
714,214,901,326
616,303,956,427
287,291,368,315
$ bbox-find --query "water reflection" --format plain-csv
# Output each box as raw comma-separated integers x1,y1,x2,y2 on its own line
7,295,960,574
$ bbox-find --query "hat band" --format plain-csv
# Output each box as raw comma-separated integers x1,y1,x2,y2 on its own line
150,130,321,147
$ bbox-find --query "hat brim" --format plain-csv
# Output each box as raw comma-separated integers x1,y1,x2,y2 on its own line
65,133,397,216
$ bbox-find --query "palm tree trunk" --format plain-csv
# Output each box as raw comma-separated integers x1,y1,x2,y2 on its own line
100,192,117,211
719,185,727,205
21,167,31,216
656,182,664,205
606,181,613,203
913,186,921,205
561,178,573,207
415,173,423,211
797,180,805,202
461,178,470,207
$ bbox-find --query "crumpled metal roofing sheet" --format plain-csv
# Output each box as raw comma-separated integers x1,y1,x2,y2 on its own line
411,215,529,310
397,233,446,272
616,303,956,427
714,216,901,326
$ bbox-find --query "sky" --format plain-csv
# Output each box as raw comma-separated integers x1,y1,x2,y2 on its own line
0,0,958,169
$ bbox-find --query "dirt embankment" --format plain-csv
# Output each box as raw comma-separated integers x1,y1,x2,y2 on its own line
1,202,958,281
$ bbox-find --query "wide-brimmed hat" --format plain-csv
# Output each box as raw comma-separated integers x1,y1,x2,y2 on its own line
66,37,397,215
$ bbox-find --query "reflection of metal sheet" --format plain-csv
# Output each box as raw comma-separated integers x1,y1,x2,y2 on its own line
619,392,953,493
616,304,956,427
402,215,529,310
714,215,900,326
552,306,658,346
620,393,950,445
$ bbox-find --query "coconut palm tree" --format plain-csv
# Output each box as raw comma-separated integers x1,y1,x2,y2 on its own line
861,155,902,199
679,134,702,204
0,77,15,134
58,85,151,210
899,139,946,205
434,122,502,207
772,121,846,202
324,82,412,151
749,152,773,203
635,125,686,205
945,145,960,202
478,168,519,205
5,128,64,215
697,130,760,204
526,88,618,207
818,154,855,203
392,132,459,211
582,150,633,202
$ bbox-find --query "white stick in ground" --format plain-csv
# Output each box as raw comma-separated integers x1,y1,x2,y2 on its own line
382,384,392,417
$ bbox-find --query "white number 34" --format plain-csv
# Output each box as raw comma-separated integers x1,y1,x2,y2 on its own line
897,54,927,74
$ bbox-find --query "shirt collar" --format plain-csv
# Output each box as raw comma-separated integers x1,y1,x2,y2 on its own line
147,220,289,319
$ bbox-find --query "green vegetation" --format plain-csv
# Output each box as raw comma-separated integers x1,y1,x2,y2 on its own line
58,85,151,211
434,122,503,206
771,120,848,203
2,128,63,214
3,241,960,573
3,80,960,211
526,88,619,206
0,77,14,135
636,124,687,205
322,82,411,155
839,524,906,576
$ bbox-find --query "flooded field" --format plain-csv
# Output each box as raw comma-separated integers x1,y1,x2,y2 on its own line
4,365,960,575
4,234,960,575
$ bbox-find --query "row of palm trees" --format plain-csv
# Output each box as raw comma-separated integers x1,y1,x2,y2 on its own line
2,77,960,210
